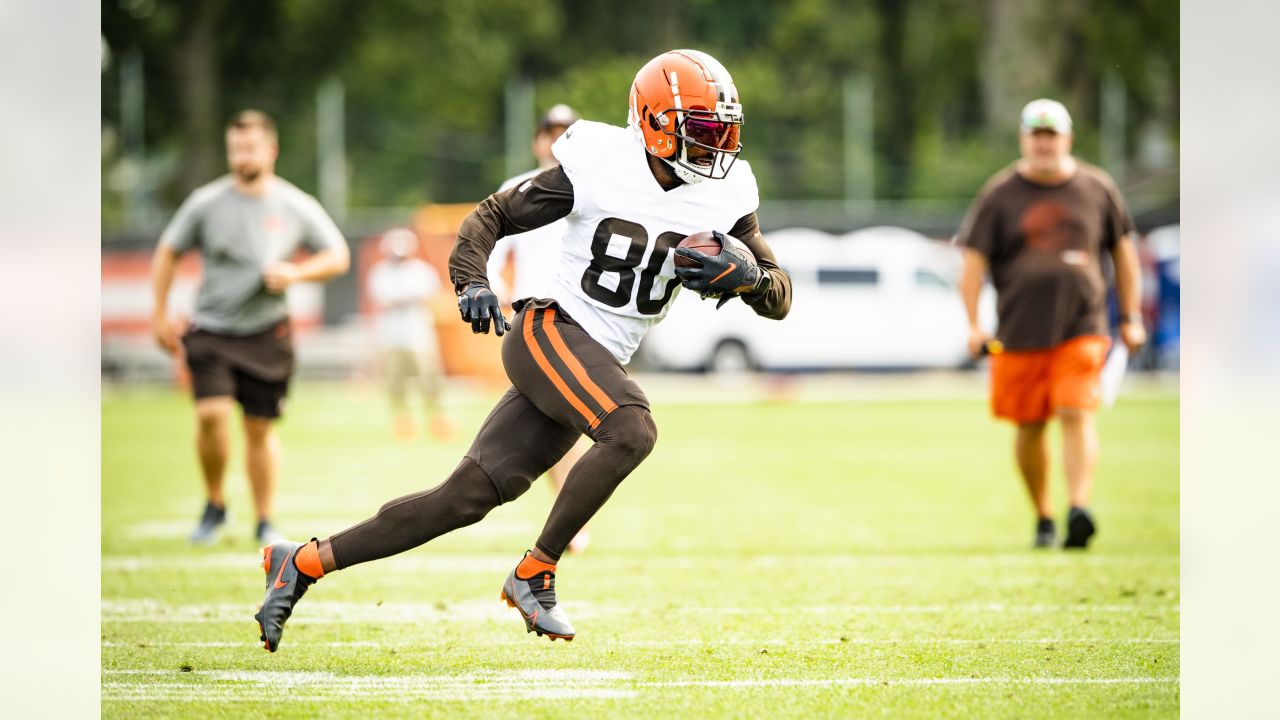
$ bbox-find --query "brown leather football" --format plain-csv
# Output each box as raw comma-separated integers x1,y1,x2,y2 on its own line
674,231,724,267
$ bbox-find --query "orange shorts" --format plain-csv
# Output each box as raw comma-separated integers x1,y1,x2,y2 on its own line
989,335,1110,423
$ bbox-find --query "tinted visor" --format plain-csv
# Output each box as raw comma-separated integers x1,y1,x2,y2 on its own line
683,117,740,151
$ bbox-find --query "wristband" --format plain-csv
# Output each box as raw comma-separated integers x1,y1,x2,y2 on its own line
742,272,771,300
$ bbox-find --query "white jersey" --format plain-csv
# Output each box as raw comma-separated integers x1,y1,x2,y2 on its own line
548,120,759,364
486,169,566,301
369,257,440,350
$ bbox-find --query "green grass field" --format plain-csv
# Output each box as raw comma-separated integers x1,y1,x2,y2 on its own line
102,376,1178,718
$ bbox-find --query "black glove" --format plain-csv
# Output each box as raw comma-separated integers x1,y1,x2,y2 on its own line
457,282,510,336
674,232,764,304
713,271,772,308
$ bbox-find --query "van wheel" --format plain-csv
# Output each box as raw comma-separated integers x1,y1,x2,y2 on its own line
708,340,753,374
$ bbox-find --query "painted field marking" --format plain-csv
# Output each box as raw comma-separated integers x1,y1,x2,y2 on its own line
102,669,635,702
103,637,1178,649
104,551,1179,573
636,677,1180,689
101,598,1180,625
123,519,535,542
100,668,1179,703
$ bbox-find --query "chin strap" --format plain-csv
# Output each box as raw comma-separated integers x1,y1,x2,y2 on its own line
665,156,708,185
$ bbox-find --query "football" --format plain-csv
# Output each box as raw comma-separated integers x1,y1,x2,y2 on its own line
675,231,754,267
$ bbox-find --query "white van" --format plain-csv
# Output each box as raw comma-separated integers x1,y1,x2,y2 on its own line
639,227,997,372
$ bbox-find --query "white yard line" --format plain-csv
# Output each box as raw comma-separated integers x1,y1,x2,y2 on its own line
684,603,1179,614
602,637,1180,647
103,637,1178,649
104,640,381,648
103,669,630,681
100,598,1180,624
636,677,1180,689
100,668,1178,703
103,551,1179,573
103,552,520,573
101,669,636,701
123,518,535,542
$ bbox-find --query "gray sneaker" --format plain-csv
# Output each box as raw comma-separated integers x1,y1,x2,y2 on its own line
500,551,575,641
256,520,284,546
1034,518,1057,549
189,501,227,545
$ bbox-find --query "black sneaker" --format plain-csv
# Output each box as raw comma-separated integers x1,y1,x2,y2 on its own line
1063,507,1097,549
189,501,227,545
254,541,318,652
1034,518,1057,549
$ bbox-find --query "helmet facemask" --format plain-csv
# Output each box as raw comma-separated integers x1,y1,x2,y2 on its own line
654,103,743,184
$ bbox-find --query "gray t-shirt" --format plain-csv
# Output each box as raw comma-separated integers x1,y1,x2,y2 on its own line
160,176,346,335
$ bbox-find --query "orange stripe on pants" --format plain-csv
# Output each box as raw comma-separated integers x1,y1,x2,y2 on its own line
540,308,619,416
522,309,601,429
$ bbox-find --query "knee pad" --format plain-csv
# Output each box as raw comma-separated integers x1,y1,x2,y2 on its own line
593,405,658,462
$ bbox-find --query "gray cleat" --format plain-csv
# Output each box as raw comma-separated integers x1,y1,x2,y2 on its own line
189,501,227,545
500,551,575,641
254,540,317,652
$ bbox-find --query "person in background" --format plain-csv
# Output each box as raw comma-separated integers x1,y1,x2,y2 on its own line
151,109,350,545
956,98,1146,550
368,228,452,441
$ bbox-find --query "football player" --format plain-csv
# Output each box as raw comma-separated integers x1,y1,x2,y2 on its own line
487,103,594,554
255,49,792,651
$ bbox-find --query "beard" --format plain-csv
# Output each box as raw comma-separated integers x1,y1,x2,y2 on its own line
234,165,263,183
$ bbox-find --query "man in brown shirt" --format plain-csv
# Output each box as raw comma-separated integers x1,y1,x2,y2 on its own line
956,99,1146,550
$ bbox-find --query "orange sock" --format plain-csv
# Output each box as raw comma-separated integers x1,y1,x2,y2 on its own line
516,551,556,578
294,540,325,579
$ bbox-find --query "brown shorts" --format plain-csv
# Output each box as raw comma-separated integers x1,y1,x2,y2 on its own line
464,299,649,501
990,334,1110,423
181,320,295,419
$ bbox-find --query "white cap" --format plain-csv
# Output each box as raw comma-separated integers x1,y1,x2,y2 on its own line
1020,98,1072,134
382,228,419,258
538,104,579,132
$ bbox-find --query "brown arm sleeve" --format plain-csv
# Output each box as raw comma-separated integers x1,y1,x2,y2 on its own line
449,165,575,293
730,213,792,320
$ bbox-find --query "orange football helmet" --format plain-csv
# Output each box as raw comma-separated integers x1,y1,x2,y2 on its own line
628,49,743,184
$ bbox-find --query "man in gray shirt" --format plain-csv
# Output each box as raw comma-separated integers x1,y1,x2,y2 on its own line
150,110,350,545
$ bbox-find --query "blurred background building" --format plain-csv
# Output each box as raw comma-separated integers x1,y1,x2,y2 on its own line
100,0,1179,380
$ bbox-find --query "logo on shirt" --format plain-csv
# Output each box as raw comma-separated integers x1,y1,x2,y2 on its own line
1060,250,1088,266
1019,201,1087,255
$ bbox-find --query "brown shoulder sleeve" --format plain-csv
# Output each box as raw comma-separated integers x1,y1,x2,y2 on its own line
954,165,1016,261
449,165,574,293
1092,165,1136,251
730,213,791,320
